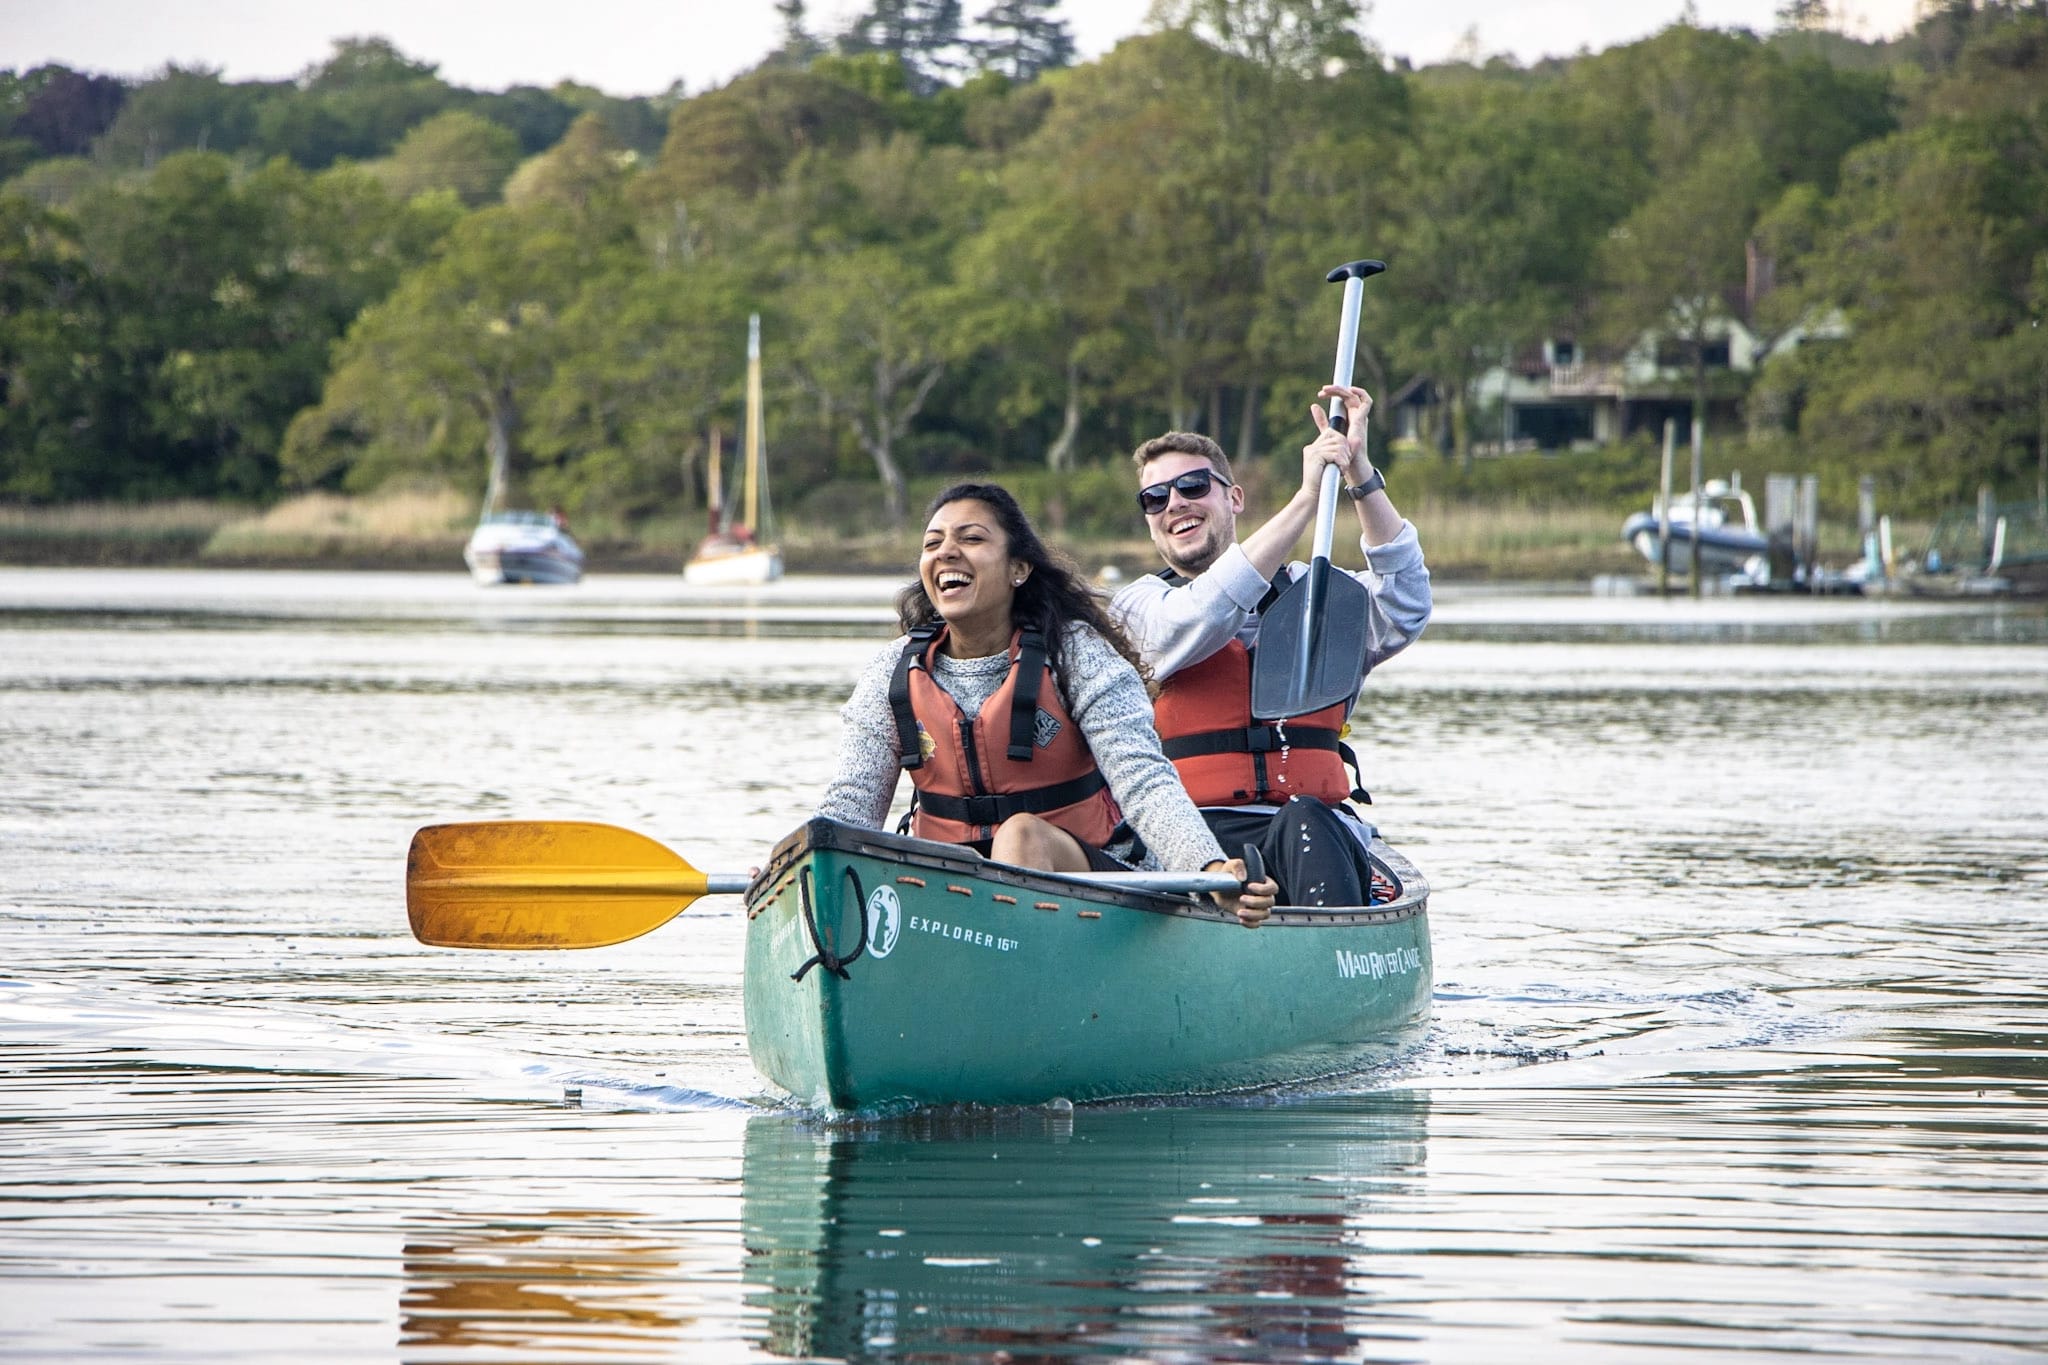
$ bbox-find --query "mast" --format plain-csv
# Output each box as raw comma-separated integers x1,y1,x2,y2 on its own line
706,423,725,532
744,313,763,533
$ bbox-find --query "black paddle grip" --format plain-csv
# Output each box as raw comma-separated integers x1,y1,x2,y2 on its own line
1241,843,1266,889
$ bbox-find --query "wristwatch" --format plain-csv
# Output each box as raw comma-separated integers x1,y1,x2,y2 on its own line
1344,468,1386,501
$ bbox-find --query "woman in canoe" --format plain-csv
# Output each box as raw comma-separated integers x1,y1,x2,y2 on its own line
818,482,1277,925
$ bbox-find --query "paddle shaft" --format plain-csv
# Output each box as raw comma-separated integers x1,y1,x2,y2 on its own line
1295,269,1368,688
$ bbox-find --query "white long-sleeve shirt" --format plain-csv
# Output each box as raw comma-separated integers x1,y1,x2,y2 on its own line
1110,521,1432,686
816,621,1227,872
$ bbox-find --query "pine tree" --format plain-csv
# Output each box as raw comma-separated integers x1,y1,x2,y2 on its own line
972,0,1077,82
774,0,825,63
840,0,966,93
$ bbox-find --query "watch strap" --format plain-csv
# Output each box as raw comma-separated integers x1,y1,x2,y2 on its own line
1345,468,1386,501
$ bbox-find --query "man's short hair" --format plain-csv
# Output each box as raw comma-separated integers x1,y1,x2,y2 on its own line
1132,431,1232,482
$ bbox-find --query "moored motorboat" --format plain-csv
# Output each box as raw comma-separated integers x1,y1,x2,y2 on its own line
1622,478,1768,580
464,510,585,586
743,817,1431,1110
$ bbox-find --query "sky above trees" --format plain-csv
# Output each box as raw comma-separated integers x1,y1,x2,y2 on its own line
6,0,1922,96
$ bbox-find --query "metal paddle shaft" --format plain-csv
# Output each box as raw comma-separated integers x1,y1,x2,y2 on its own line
1251,259,1386,722
408,819,1259,949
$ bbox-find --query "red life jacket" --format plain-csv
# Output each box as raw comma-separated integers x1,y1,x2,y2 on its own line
886,625,1121,847
1154,637,1358,805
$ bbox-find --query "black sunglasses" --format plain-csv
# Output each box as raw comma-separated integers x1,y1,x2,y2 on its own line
1137,469,1231,515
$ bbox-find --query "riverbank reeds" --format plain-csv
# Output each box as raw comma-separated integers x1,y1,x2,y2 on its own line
1,476,1899,583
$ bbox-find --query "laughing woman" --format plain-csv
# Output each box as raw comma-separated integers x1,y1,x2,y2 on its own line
818,482,1277,925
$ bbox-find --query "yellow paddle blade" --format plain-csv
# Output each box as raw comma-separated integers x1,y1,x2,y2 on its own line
407,820,712,949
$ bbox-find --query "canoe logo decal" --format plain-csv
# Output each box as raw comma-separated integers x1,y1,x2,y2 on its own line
1335,945,1422,980
865,886,902,959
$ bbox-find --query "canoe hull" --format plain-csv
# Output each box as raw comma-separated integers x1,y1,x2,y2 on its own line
743,819,1431,1110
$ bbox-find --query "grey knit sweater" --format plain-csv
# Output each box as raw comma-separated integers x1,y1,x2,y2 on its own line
817,622,1227,872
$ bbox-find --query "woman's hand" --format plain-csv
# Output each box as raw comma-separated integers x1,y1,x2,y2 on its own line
1207,857,1278,928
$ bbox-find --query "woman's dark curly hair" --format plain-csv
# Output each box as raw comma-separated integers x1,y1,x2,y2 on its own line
896,482,1151,689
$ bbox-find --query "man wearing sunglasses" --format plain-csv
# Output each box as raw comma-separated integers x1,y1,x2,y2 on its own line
1110,383,1431,908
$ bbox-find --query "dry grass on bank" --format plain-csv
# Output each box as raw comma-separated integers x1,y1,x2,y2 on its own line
0,498,238,536
202,487,471,561
0,499,240,565
1409,499,1641,579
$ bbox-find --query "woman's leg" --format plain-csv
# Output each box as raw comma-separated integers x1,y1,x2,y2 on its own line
988,813,1092,873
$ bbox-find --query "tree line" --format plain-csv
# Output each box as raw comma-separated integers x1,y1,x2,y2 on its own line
3,0,2045,528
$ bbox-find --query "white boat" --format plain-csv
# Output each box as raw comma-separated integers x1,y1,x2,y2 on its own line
1622,479,1769,579
463,510,585,586
682,535,782,586
687,314,783,587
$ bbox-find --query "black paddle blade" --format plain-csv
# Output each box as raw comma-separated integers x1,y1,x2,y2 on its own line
1250,566,1370,720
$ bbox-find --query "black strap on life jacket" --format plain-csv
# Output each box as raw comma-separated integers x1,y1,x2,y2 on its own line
890,625,1052,770
1154,566,1287,616
1007,628,1048,761
1162,724,1369,803
889,624,942,770
911,769,1109,829
1161,725,1342,760
1153,568,1368,800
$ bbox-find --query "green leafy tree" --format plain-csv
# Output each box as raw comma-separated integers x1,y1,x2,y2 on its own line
1774,113,2048,505
955,166,1114,472
11,67,127,158
503,111,632,212
809,51,972,143
0,195,120,499
529,255,760,516
282,203,635,507
92,66,267,167
250,38,460,168
475,85,577,155
789,245,951,525
1598,140,1771,430
1147,0,1371,78
639,68,891,203
1384,74,1614,463
1006,32,1250,435
372,108,522,205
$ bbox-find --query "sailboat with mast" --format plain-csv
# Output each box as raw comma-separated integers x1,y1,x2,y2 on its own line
685,313,783,586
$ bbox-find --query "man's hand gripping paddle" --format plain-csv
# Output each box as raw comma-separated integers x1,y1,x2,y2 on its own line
1250,259,1387,721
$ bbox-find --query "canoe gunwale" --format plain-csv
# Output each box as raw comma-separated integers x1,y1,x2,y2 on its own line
744,817,1428,927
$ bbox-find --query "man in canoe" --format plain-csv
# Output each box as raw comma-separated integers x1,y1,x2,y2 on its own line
817,481,1279,925
1111,385,1431,907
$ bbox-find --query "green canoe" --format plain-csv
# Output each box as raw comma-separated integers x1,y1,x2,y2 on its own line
743,818,1431,1110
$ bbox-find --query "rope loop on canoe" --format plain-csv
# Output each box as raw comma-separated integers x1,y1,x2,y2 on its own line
791,864,868,982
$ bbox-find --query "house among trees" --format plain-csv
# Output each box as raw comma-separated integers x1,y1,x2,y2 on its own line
1394,243,1848,457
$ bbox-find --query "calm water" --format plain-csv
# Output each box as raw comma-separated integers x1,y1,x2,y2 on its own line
3,568,2045,1363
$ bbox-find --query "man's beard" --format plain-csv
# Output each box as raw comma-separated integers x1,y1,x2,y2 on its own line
1159,524,1227,578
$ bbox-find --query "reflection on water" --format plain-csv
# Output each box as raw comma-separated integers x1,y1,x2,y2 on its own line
3,570,2046,1362
742,1099,1429,1363
402,1213,688,1356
